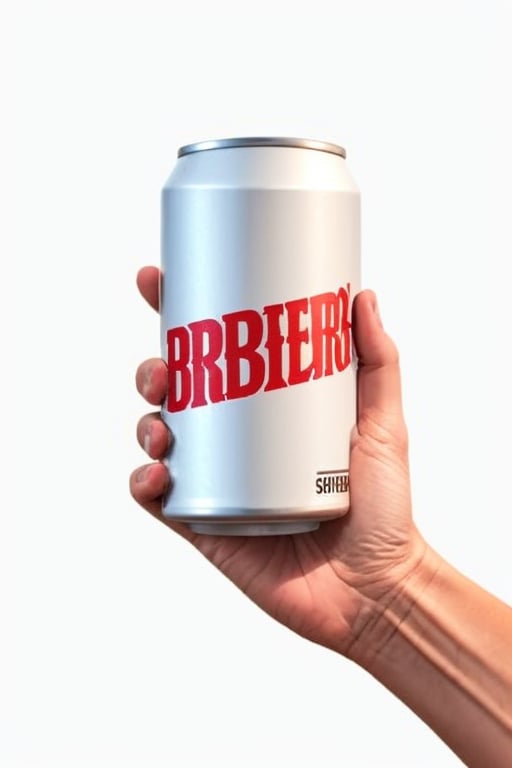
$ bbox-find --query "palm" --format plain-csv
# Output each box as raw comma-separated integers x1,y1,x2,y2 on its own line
182,412,414,654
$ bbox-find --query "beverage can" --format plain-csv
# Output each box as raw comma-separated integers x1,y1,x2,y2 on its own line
161,137,360,535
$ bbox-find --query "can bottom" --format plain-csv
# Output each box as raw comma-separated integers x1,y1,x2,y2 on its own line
187,521,320,536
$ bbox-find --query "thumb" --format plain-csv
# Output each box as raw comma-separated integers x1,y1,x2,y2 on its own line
352,290,404,419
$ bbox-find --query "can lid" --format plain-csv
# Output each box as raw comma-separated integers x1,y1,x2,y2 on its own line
178,137,346,158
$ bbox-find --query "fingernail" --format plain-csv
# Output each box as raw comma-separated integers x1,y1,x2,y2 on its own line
142,367,152,398
135,466,149,484
143,429,151,455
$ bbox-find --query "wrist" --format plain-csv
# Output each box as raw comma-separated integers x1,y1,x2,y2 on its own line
344,539,442,669
344,543,512,768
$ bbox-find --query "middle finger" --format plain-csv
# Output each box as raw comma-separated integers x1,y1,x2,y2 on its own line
136,358,168,405
137,412,173,459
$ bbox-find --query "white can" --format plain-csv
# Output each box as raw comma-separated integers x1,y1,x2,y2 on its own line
161,137,360,535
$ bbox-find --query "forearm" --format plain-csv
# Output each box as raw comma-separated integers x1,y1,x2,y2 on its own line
348,546,512,767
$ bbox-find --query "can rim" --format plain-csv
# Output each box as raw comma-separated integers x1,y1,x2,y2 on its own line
177,137,346,158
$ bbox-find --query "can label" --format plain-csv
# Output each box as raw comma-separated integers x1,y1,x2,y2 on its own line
166,284,352,412
315,469,350,494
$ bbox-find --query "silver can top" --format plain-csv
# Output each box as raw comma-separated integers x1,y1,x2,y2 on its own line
178,137,346,159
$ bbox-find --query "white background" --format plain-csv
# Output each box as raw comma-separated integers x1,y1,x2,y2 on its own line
3,1,512,766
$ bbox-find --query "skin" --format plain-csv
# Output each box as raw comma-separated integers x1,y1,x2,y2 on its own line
130,267,512,767
130,266,427,656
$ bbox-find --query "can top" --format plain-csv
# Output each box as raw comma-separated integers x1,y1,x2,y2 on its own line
178,137,346,159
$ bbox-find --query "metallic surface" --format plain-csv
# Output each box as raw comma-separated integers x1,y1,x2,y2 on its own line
189,521,320,536
161,138,360,535
178,136,346,158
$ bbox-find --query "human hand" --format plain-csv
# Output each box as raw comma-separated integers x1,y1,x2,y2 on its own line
130,266,428,658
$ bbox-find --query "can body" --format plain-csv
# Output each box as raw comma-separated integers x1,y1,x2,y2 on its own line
161,137,360,535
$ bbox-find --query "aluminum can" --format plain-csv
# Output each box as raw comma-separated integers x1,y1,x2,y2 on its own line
161,137,360,535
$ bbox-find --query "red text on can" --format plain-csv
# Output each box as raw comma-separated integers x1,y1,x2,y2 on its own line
166,285,352,412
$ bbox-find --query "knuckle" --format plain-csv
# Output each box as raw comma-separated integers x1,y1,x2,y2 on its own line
358,411,409,455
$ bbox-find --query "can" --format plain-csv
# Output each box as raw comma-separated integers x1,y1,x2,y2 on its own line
160,137,360,536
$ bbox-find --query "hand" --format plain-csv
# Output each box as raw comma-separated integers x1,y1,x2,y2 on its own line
130,267,427,657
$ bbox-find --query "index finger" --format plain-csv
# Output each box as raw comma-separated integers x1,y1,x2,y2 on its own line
137,266,161,313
